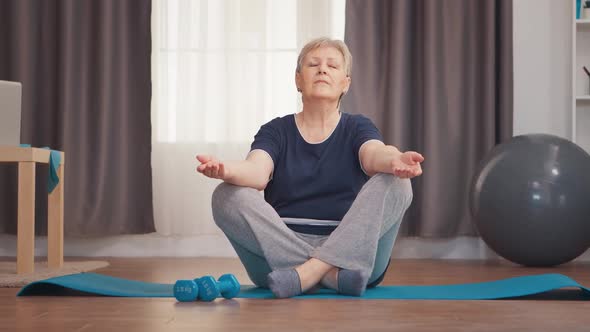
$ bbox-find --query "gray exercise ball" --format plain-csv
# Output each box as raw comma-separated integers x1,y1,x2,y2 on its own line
469,134,590,267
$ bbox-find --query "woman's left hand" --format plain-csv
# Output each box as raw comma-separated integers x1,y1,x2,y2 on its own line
391,151,424,179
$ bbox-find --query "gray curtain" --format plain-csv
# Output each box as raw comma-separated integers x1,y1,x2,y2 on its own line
343,0,513,237
0,0,154,236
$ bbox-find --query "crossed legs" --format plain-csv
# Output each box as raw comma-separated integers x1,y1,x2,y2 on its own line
212,173,412,297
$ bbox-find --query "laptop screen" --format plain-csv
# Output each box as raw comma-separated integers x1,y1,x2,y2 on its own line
0,80,22,146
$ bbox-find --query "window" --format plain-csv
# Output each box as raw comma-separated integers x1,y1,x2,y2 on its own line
152,0,346,143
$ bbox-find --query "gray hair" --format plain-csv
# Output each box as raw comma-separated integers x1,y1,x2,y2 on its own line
296,37,352,77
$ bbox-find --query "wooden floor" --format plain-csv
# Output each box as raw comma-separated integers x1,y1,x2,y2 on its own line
1,257,590,331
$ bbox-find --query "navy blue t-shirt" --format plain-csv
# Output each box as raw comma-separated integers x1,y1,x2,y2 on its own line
250,112,383,221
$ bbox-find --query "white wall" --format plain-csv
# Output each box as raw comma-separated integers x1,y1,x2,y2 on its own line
513,0,572,138
2,1,586,261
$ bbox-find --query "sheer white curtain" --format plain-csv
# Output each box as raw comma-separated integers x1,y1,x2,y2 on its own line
152,0,345,235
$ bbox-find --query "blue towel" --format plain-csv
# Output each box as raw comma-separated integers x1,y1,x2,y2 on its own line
19,144,61,193
17,272,590,300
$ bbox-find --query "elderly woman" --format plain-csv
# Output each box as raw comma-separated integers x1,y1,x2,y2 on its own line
196,37,423,298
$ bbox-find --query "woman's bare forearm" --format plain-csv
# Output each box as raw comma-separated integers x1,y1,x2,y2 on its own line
222,160,270,190
364,144,402,176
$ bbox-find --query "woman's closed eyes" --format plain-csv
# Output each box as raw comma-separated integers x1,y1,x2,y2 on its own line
307,63,340,69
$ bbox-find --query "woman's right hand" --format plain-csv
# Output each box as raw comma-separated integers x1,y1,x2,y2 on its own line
196,155,227,180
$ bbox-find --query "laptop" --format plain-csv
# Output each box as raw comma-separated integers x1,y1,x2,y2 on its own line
0,80,22,146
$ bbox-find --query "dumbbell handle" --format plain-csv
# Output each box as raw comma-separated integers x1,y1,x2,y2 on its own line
197,274,240,301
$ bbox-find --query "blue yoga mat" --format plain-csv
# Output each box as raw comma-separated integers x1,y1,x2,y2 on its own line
17,273,590,300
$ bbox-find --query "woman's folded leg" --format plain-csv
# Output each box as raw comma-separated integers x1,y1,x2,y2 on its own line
312,174,412,294
211,182,315,271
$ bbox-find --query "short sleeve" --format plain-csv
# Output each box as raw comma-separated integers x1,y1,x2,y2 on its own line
352,115,383,154
250,118,282,166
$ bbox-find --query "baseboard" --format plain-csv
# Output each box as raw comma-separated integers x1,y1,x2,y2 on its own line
0,233,588,262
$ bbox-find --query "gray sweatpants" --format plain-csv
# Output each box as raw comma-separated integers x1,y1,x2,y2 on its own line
211,173,413,288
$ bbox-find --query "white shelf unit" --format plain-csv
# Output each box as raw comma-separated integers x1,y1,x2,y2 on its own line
573,2,590,152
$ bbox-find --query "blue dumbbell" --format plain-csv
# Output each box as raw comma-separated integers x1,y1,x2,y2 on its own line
195,274,240,302
174,279,199,302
